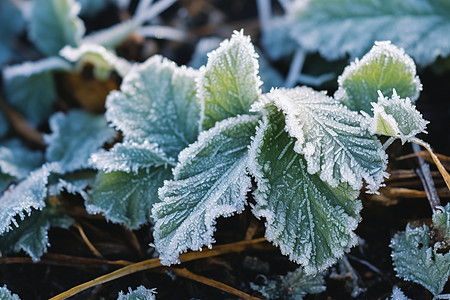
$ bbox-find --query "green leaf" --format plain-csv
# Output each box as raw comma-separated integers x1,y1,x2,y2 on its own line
45,110,117,172
87,167,172,229
198,30,262,130
248,106,362,275
0,163,59,235
365,90,429,144
117,286,156,300
106,55,200,159
256,87,387,193
2,57,72,126
284,0,450,66
0,207,73,262
153,115,259,265
91,141,175,173
390,224,450,296
30,0,85,56
0,139,44,180
335,41,422,114
0,285,20,300
250,267,326,299
433,203,450,240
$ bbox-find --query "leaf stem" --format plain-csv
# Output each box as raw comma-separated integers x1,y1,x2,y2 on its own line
49,237,267,300
382,136,396,151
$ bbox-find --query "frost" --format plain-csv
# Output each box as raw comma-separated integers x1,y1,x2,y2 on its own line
247,107,362,275
390,224,450,296
250,267,326,299
87,167,172,229
29,0,85,56
153,115,259,265
106,55,200,159
365,90,429,144
2,57,72,126
91,141,175,174
257,87,387,193
389,286,411,300
0,285,20,300
45,110,117,172
0,163,60,235
433,203,450,240
0,139,44,180
277,0,450,66
48,170,97,199
198,30,262,130
0,207,73,262
335,41,422,114
60,44,132,79
117,285,156,300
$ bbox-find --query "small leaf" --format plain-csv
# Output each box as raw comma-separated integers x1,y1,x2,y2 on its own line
30,0,85,56
198,30,262,130
60,44,132,78
248,106,362,275
433,203,450,240
366,90,429,144
0,163,60,235
117,286,156,300
106,55,200,159
0,285,21,300
91,141,175,174
153,115,259,265
45,110,117,172
87,167,172,229
0,207,73,262
0,139,44,180
256,87,387,193
335,41,422,114
250,267,326,299
2,57,72,126
390,224,450,296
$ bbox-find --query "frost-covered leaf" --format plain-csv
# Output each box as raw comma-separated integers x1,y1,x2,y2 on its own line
390,224,450,296
284,0,450,66
366,90,429,143
0,285,20,300
335,41,422,114
256,87,387,193
30,0,85,56
106,55,200,159
0,163,60,235
198,30,262,130
2,57,72,126
250,267,326,299
87,167,172,229
91,141,175,174
0,0,25,66
433,203,450,240
48,170,97,198
153,115,259,265
0,139,44,180
0,207,73,262
117,285,156,300
261,16,297,61
76,0,116,17
60,44,132,79
45,110,116,172
389,286,411,300
248,106,362,275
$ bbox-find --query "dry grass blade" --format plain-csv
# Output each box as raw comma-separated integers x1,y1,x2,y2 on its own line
397,150,450,171
49,237,267,300
73,222,103,259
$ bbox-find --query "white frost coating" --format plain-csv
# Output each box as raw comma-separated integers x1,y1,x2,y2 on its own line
258,86,387,193
153,115,259,265
3,57,72,81
248,107,362,275
390,286,411,300
197,29,263,130
0,139,44,180
366,90,429,144
60,44,132,77
90,141,175,173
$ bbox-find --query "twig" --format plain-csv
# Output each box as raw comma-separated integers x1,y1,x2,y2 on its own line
73,222,104,259
49,237,267,300
168,267,261,300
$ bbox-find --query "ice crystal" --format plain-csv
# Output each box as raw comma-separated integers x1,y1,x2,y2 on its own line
0,285,20,300
248,106,362,275
153,115,259,265
117,285,156,300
